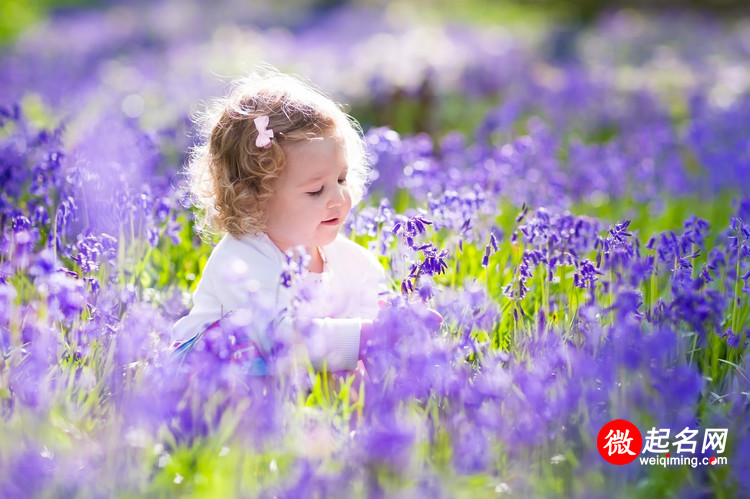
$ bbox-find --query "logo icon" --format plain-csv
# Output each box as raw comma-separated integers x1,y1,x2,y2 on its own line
597,419,643,465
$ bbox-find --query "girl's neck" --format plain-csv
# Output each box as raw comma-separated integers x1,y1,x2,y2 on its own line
307,246,324,273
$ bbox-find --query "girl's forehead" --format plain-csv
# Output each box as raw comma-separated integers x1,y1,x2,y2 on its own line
289,131,345,149
283,135,348,179
286,135,346,162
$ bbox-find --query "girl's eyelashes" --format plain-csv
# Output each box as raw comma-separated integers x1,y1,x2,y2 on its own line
307,186,324,197
306,177,347,197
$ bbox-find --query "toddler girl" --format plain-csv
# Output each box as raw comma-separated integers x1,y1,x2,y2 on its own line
172,69,388,372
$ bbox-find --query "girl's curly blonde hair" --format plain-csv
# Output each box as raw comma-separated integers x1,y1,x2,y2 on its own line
187,68,370,238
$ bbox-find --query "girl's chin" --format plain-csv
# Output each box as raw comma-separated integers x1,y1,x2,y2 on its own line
310,225,338,243
315,230,339,247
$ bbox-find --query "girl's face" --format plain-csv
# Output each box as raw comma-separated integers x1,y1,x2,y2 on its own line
265,135,352,253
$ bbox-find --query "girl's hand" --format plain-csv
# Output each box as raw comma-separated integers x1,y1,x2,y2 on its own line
359,302,443,358
377,298,442,331
359,319,375,358
411,302,443,332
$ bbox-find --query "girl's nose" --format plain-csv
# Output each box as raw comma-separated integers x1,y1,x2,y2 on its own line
327,184,346,208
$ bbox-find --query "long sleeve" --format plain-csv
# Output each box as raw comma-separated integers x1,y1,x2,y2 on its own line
306,317,362,371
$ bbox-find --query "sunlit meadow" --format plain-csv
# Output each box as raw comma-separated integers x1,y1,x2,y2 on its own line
1,1,749,497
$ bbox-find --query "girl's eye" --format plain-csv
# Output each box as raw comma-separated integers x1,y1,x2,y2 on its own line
307,186,324,197
338,177,347,185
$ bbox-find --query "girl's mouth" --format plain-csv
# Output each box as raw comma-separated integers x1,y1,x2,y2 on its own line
321,217,339,226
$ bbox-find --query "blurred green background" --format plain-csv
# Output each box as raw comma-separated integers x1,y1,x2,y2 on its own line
3,0,749,48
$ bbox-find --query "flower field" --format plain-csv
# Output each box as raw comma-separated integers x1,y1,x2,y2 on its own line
1,1,749,497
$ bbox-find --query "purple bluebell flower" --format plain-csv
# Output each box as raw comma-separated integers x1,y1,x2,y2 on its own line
164,215,182,245
720,327,741,348
39,271,87,324
280,246,311,289
1,447,57,497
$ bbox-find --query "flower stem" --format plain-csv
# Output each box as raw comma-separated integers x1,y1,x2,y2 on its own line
731,241,741,333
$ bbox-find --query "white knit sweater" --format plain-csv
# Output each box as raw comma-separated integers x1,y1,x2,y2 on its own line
172,232,387,371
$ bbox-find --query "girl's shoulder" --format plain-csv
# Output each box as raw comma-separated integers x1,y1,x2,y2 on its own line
326,234,381,269
326,235,387,292
202,233,284,277
212,232,281,258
